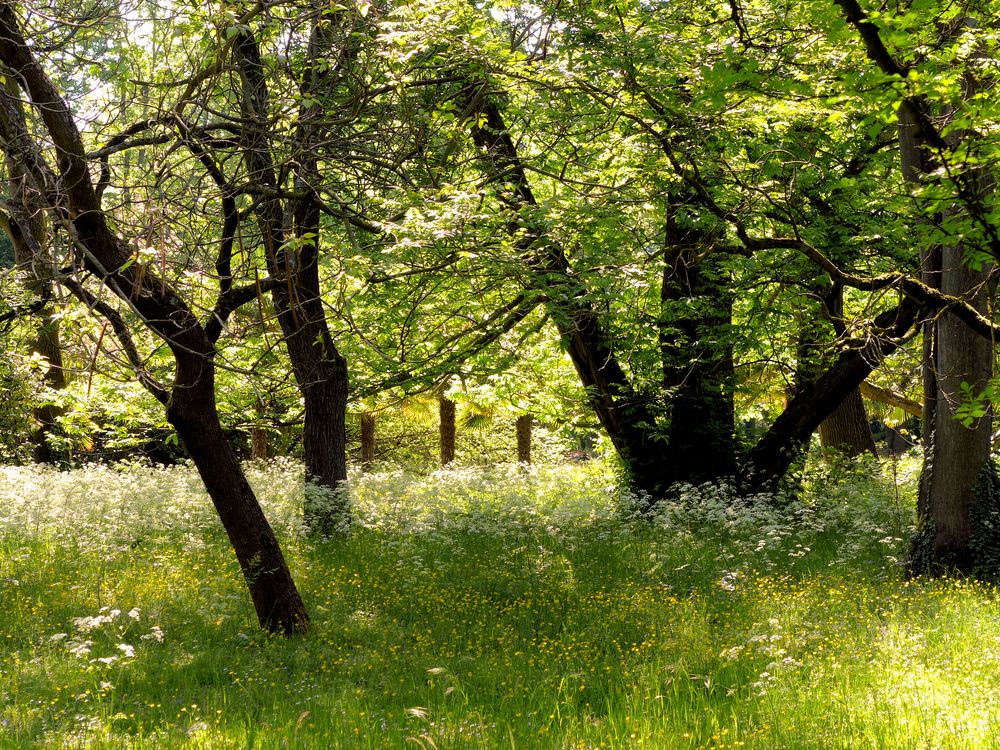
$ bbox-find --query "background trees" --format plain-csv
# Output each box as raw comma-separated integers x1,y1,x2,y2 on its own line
1,0,999,597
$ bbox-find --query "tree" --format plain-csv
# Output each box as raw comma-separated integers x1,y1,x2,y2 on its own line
831,0,1000,572
0,1,307,633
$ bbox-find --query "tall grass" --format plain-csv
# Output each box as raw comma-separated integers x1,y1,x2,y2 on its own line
2,456,999,748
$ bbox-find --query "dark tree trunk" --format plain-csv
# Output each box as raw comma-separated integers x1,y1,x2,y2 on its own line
910,241,993,572
743,297,921,493
659,203,736,485
167,355,309,633
360,412,376,472
516,414,532,464
466,89,665,501
818,388,877,457
440,396,456,466
0,8,309,633
233,28,350,533
895,83,995,574
832,0,999,576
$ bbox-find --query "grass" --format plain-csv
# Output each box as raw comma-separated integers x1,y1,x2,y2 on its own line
2,456,1000,748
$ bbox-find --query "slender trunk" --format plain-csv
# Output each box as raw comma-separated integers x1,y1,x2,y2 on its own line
466,89,664,501
233,28,350,532
516,414,532,464
360,412,376,471
440,396,456,466
0,11,310,633
167,354,308,634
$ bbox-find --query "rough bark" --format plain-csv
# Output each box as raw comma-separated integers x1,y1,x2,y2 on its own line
898,60,993,575
0,3,308,633
516,414,532,464
833,0,998,577
439,396,456,466
360,412,376,471
818,388,877,457
816,288,876,458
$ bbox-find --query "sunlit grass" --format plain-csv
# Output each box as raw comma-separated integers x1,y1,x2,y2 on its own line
2,456,999,748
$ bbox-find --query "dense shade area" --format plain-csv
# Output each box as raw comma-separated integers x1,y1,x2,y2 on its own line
3,459,999,749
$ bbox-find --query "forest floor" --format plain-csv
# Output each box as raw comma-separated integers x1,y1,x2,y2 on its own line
1,456,998,749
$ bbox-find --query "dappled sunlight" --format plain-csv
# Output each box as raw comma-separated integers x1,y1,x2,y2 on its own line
2,459,999,748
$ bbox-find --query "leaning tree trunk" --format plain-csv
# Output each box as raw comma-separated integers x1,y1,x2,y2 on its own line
167,355,309,633
440,396,456,466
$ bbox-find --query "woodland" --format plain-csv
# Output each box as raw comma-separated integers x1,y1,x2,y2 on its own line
1,0,1000,747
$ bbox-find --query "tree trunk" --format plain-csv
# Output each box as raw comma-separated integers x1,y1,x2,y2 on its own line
659,205,736,485
360,412,376,472
440,396,456,466
232,28,350,533
167,355,309,634
896,85,995,574
251,427,269,460
516,414,532,464
815,287,876,458
743,297,920,493
832,0,998,576
818,387,877,457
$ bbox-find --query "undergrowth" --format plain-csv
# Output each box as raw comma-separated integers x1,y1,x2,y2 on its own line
2,455,999,749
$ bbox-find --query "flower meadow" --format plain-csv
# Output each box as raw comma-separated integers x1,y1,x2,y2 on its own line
2,457,1000,748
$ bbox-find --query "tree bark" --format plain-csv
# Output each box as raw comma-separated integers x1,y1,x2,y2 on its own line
818,388,877,457
360,412,376,471
439,396,456,466
465,87,668,500
232,26,350,533
659,202,736,484
833,0,998,577
251,428,269,460
815,287,876,458
167,354,309,633
516,414,532,464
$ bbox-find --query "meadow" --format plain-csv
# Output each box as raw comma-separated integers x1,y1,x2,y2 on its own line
2,456,1000,749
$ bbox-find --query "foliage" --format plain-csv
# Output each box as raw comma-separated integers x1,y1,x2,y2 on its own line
0,345,37,462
